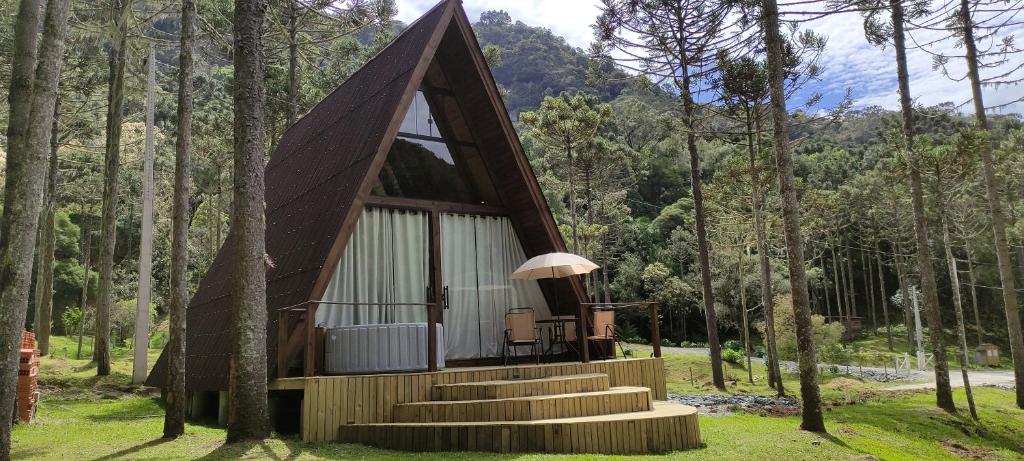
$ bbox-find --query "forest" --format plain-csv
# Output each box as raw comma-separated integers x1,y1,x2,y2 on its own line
0,0,1023,456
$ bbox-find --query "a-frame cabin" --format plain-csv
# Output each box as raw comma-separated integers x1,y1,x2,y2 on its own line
147,0,699,453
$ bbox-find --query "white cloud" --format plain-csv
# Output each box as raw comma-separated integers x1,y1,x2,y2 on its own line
395,0,1024,114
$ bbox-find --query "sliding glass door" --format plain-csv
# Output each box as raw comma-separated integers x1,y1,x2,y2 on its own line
441,214,550,360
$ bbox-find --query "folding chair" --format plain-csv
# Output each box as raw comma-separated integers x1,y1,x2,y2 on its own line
502,307,542,365
587,308,626,359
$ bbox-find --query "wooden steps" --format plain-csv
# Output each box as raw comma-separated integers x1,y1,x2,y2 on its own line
339,401,700,453
393,386,652,422
335,372,701,453
431,373,609,401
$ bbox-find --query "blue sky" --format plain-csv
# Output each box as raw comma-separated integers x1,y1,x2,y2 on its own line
396,0,1024,115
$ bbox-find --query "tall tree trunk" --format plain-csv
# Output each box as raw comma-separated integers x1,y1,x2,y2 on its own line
133,44,157,385
34,101,61,356
831,245,843,322
959,0,1024,408
748,111,783,395
228,0,271,441
568,147,580,254
677,59,725,390
286,0,299,126
894,243,915,351
875,240,894,351
890,0,956,413
739,249,753,384
940,209,978,419
77,227,90,360
0,0,70,453
823,261,833,319
96,0,129,376
164,0,195,438
844,244,856,321
763,0,825,431
864,245,877,333
964,245,983,345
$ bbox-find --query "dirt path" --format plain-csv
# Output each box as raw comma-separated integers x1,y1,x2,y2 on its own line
882,369,1016,391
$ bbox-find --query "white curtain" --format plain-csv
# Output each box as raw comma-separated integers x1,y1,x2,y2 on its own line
317,208,429,327
442,214,550,360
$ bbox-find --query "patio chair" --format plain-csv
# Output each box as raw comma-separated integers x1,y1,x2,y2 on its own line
502,308,543,365
587,308,626,359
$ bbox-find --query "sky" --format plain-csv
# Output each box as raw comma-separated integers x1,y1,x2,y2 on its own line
395,0,1024,115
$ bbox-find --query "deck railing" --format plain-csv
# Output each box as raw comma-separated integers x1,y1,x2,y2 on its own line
579,302,661,361
276,300,439,378
276,299,660,377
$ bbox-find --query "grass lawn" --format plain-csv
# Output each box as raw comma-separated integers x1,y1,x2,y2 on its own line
11,336,1024,460
846,329,1014,370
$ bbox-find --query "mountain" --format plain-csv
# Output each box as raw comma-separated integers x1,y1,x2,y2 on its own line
471,10,634,115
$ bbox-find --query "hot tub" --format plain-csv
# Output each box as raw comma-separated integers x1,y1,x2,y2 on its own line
323,323,445,374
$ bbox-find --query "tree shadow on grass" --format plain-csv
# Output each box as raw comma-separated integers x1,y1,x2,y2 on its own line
89,438,171,461
194,439,303,461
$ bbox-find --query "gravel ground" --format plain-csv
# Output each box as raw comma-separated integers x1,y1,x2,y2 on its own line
668,393,801,416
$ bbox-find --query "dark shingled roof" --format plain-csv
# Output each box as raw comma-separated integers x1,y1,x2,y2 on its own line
147,0,584,391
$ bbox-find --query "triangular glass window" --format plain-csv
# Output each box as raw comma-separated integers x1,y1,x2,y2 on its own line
372,90,491,204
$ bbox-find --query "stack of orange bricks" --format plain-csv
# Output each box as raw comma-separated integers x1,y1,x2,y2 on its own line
17,331,39,423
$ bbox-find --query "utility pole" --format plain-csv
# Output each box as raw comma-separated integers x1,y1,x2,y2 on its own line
132,44,156,384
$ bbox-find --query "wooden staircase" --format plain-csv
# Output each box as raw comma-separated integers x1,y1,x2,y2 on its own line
337,371,700,453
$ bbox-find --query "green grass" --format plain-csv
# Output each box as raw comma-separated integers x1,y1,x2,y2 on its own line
11,337,1024,460
848,330,1014,370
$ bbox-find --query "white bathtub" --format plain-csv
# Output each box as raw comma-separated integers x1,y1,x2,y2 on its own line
323,323,445,374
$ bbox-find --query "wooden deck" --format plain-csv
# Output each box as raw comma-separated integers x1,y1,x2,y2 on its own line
270,357,700,453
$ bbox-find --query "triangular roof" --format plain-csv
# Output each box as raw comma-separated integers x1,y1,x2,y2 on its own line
147,0,584,391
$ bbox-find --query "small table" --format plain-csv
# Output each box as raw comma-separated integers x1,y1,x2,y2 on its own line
537,318,578,360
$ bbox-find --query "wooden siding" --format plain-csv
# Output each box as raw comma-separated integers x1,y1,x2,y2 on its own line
277,357,668,443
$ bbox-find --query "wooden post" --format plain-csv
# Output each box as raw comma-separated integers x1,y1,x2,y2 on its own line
578,301,589,363
276,310,288,378
304,303,316,376
427,302,438,372
650,303,662,358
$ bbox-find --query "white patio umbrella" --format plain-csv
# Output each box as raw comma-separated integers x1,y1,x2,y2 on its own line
510,252,599,280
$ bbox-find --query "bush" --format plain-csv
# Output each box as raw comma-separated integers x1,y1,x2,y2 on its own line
722,348,743,364
723,339,743,352
753,345,767,359
757,294,846,363
678,340,707,348
661,338,675,347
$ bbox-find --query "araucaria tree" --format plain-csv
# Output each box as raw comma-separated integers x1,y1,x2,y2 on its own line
597,0,747,390
96,0,131,376
760,0,826,431
228,0,272,441
0,0,71,453
164,0,197,439
521,93,612,258
937,0,1024,409
858,0,957,412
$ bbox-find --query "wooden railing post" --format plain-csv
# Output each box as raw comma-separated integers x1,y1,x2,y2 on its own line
427,302,438,372
277,310,288,378
650,303,661,358
578,302,590,363
304,302,316,376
